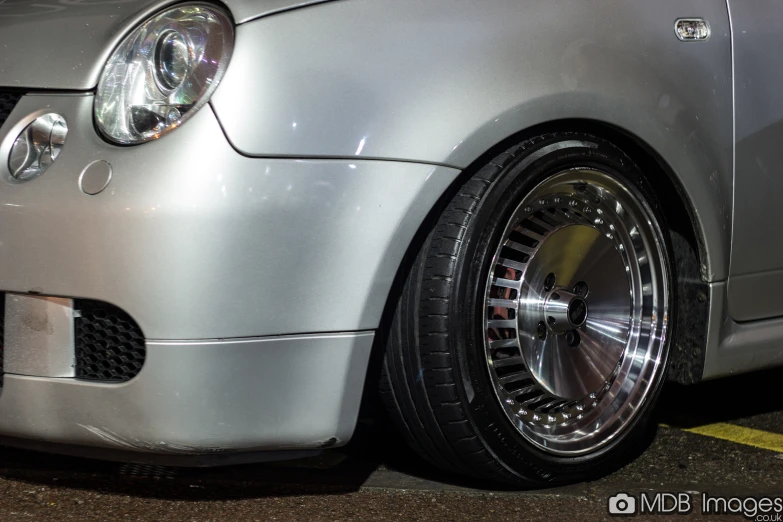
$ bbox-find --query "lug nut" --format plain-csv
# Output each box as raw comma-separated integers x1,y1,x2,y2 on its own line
537,321,547,340
544,272,556,291
565,330,581,347
573,281,589,297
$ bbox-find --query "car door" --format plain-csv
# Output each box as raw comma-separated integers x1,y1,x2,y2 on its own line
727,0,783,321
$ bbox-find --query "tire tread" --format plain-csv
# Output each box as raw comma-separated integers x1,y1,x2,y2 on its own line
380,139,531,482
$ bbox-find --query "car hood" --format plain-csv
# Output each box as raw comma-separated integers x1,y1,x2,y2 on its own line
0,0,335,90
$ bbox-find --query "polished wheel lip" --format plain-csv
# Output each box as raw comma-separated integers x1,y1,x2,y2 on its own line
483,168,669,456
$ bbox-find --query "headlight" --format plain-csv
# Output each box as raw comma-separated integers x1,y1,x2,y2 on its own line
95,4,233,145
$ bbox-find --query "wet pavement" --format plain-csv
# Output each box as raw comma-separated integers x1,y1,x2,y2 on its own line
0,368,782,521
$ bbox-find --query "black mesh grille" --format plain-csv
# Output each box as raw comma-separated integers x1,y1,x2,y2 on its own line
0,91,22,131
74,300,146,382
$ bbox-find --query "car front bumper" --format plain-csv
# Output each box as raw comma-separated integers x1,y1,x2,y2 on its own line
0,93,460,457
0,332,374,461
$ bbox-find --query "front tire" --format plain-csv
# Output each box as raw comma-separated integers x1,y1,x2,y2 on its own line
380,133,673,486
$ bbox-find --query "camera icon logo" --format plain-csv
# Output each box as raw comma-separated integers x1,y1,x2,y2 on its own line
608,493,637,515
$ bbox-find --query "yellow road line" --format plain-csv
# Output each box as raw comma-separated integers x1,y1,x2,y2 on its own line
669,422,783,453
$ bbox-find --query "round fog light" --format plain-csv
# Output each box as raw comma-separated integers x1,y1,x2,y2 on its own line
8,113,67,182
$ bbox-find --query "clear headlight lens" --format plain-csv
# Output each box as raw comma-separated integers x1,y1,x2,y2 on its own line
95,4,233,144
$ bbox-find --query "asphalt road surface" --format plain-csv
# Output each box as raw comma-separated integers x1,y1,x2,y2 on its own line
1,367,782,521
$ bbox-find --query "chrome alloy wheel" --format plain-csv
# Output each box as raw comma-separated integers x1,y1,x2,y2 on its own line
484,168,670,456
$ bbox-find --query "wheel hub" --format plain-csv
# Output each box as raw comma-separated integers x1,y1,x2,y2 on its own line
541,288,587,335
521,224,630,401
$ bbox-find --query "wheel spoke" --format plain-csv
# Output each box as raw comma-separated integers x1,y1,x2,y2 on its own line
535,398,566,411
488,298,518,309
487,319,516,329
526,216,556,230
509,385,539,397
489,338,520,350
491,277,519,290
498,371,531,385
514,225,545,242
518,393,550,406
497,258,527,271
504,240,534,255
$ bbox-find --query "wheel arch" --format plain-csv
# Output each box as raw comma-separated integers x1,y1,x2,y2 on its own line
363,121,710,417
452,119,707,268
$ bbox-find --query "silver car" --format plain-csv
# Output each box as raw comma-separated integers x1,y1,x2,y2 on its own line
0,0,777,486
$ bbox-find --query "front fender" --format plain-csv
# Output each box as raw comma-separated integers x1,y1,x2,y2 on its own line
211,0,733,281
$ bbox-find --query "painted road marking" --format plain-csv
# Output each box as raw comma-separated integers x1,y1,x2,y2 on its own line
669,422,783,453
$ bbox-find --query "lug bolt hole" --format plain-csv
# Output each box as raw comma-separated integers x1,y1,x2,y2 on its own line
565,330,581,347
573,281,589,297
543,273,556,291
547,316,556,326
537,321,547,340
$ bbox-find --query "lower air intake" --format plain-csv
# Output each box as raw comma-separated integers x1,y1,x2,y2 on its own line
74,300,146,382
0,91,22,131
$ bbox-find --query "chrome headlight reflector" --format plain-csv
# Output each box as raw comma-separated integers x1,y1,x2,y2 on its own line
95,4,233,144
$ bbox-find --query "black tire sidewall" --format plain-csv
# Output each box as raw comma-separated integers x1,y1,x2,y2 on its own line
449,135,674,483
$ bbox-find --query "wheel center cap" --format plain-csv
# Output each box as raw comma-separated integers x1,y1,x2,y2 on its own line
568,297,588,327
